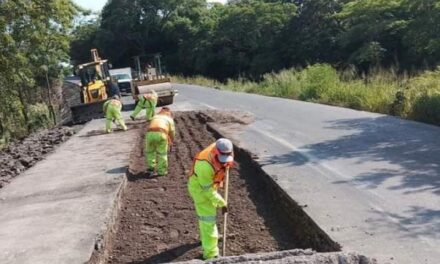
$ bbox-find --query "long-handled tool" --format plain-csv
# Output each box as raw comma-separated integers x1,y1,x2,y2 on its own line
222,167,230,257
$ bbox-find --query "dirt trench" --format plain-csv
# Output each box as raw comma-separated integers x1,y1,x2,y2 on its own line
99,111,340,264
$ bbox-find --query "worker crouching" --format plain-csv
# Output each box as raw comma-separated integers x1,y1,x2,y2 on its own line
188,138,234,260
130,89,158,121
145,107,175,176
103,95,127,133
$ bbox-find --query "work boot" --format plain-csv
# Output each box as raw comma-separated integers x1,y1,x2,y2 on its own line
145,169,155,177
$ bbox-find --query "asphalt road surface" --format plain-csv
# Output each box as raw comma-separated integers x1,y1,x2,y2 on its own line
170,83,440,264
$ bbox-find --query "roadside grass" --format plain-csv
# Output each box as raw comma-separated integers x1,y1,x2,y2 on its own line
174,64,440,126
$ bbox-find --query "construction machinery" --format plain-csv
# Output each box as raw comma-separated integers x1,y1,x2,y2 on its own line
109,67,133,94
70,49,111,123
132,53,177,106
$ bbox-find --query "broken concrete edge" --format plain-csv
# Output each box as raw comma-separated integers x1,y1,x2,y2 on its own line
205,122,341,251
86,125,145,264
174,249,377,264
87,175,128,264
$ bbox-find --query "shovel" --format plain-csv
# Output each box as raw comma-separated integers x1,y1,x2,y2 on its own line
222,167,230,257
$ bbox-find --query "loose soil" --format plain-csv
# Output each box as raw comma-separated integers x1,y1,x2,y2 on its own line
104,111,338,264
0,126,75,188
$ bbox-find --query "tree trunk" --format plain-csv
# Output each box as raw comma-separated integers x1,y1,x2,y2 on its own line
17,86,31,133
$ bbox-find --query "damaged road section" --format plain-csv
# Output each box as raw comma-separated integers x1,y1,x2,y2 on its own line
93,111,375,264
0,127,75,188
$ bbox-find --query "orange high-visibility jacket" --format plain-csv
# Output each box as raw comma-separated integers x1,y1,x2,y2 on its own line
190,143,233,189
148,114,175,142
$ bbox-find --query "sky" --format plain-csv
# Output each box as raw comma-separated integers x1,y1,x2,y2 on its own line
73,0,227,12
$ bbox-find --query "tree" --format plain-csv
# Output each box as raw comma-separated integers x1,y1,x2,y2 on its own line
204,0,296,79
336,0,408,69
279,0,344,68
0,0,78,139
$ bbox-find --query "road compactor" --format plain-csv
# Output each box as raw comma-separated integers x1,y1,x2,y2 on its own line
69,49,111,123
132,53,177,106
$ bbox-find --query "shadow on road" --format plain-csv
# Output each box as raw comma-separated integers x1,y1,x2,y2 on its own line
106,166,128,174
263,115,440,238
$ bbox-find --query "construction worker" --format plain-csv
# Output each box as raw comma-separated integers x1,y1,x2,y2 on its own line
130,89,158,121
103,95,127,133
107,76,121,98
188,138,234,260
145,107,175,176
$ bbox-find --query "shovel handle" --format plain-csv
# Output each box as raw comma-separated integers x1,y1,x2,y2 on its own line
222,167,230,256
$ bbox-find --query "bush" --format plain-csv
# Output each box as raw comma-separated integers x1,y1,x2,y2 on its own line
175,64,440,126
28,103,52,132
411,94,440,125
298,64,340,101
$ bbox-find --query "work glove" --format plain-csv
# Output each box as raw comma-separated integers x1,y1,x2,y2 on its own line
223,161,235,169
130,115,135,121
221,206,228,215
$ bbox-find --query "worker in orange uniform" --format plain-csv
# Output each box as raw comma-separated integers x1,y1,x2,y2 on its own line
145,107,175,176
188,138,234,260
103,95,127,133
130,89,158,121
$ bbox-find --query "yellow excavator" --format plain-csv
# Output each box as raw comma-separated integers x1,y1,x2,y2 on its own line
70,49,111,123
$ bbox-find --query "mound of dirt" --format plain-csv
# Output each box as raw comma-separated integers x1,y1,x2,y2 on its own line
0,126,75,188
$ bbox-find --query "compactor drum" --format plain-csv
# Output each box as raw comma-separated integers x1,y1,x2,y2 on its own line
132,53,177,106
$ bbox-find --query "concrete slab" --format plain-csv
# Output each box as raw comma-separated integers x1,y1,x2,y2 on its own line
175,249,375,264
0,118,138,264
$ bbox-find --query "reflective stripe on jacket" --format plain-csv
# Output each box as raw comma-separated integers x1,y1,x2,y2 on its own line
148,114,175,141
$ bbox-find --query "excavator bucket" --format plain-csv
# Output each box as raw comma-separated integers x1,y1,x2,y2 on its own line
70,101,106,124
64,76,106,124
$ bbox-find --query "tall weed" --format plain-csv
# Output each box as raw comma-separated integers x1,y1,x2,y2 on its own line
174,64,440,126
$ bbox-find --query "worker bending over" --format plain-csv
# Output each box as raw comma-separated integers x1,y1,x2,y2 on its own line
188,138,234,260
130,89,158,121
145,107,175,176
103,95,127,133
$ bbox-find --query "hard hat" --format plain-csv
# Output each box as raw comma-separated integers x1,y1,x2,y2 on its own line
216,138,233,163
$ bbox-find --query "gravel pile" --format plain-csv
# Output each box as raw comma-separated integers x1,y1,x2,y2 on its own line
0,127,75,188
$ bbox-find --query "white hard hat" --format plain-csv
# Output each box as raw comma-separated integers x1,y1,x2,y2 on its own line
216,138,233,163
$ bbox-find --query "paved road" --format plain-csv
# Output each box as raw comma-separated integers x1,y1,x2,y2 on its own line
172,83,440,264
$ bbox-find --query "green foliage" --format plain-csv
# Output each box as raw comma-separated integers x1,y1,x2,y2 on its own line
177,63,440,126
70,0,440,79
28,103,52,132
404,68,440,124
0,0,78,144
